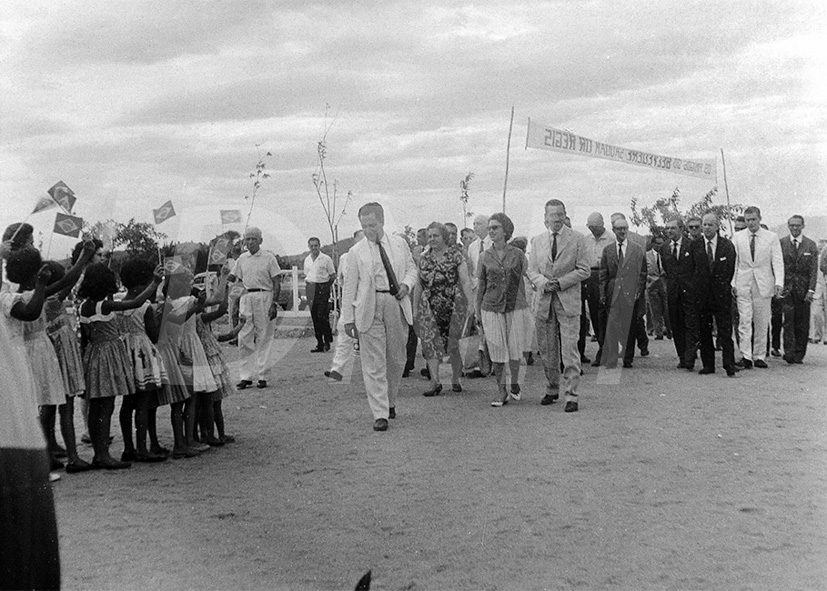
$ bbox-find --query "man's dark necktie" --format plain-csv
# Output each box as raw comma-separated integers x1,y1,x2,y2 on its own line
672,240,678,259
618,241,624,266
656,252,662,275
376,239,399,296
707,240,714,266
750,233,756,261
793,238,799,251
551,232,558,262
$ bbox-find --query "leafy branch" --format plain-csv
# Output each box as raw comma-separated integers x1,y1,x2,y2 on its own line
459,172,475,225
244,145,272,233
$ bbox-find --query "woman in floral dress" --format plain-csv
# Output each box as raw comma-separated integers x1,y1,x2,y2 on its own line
413,222,474,396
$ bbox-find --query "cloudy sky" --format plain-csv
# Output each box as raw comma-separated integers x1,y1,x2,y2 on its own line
2,1,825,256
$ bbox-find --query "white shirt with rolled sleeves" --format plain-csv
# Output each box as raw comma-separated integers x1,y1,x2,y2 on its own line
232,249,281,383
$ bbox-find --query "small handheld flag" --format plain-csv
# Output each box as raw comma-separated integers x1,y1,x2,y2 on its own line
209,237,231,265
153,200,176,225
48,181,77,213
53,212,83,238
220,210,242,225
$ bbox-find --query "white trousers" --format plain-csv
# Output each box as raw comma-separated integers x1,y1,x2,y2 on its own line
737,278,771,361
536,298,582,402
360,293,407,420
329,313,355,374
238,291,275,381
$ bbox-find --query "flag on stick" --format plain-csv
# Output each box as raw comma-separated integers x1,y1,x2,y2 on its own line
209,237,231,265
153,200,176,225
32,195,58,215
220,210,242,224
48,181,76,213
53,212,83,238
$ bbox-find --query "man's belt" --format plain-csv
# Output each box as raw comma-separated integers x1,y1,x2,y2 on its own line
375,289,392,293
245,288,271,293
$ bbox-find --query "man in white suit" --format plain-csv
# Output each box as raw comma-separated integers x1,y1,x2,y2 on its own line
528,199,591,412
342,203,418,431
731,206,784,368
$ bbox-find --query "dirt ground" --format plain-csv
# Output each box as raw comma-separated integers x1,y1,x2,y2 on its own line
53,334,827,591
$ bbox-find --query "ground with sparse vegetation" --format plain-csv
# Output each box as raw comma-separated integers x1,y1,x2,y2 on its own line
54,335,827,591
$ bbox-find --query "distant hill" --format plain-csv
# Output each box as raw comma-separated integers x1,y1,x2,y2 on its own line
771,215,827,243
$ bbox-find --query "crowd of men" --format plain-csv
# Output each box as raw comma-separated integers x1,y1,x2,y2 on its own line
230,202,823,430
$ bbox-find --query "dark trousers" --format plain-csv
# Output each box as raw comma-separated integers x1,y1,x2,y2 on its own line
782,296,811,361
309,282,333,347
602,296,643,366
699,297,735,370
668,291,698,366
771,297,783,351
647,279,670,338
405,324,418,372
578,271,602,357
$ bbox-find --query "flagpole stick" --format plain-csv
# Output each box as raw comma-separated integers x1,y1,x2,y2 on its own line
502,105,515,213
720,148,734,236
46,227,55,259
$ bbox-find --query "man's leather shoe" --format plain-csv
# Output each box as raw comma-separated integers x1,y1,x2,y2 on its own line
580,355,591,363
698,367,715,375
753,359,768,368
236,379,253,389
257,380,268,388
389,407,396,419
373,418,388,431
540,393,558,405
311,346,325,353
402,370,411,377
323,343,331,352
782,355,795,365
794,359,803,364
724,366,737,377
622,361,633,368
324,370,343,381
770,348,781,357
640,348,649,357
564,401,578,413
736,359,753,369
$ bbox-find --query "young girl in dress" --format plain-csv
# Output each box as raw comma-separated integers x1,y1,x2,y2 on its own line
44,260,94,473
77,262,163,469
193,265,234,445
155,268,195,459
117,258,167,463
0,239,60,590
3,244,95,474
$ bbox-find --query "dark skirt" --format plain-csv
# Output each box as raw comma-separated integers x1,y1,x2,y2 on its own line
0,447,61,590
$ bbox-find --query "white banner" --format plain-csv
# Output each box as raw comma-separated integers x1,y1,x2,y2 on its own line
526,119,716,182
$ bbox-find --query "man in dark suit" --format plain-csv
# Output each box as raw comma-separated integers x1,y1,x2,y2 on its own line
780,215,819,363
598,217,647,368
660,217,699,370
691,213,737,376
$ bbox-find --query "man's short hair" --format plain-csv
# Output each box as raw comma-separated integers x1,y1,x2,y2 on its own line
308,237,321,246
665,216,685,229
545,199,566,212
353,230,364,238
445,222,458,231
735,215,746,223
789,214,805,225
743,206,761,218
610,212,627,222
358,202,384,223
686,216,702,225
460,227,475,238
245,226,262,238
